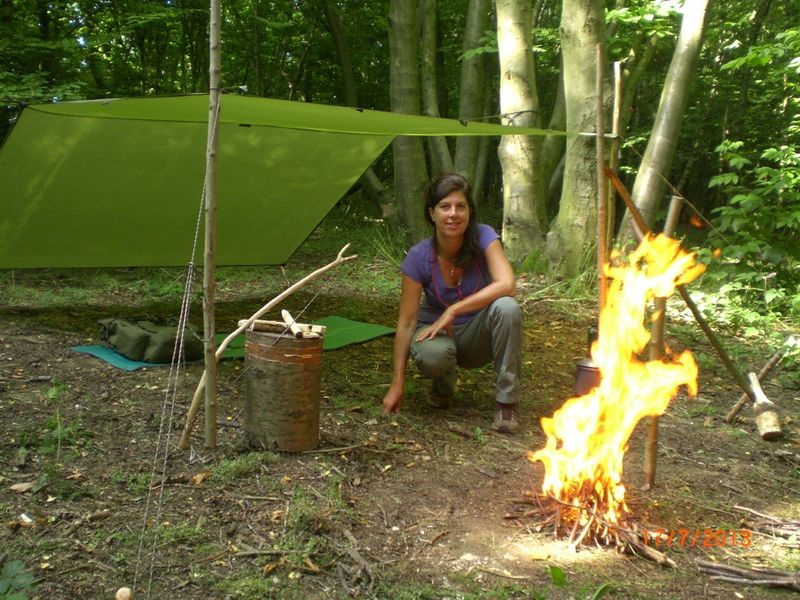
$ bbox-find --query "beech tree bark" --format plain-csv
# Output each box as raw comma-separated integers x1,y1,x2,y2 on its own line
419,0,454,176
496,0,546,262
617,0,713,243
454,0,490,184
389,0,429,242
545,0,608,277
321,0,395,224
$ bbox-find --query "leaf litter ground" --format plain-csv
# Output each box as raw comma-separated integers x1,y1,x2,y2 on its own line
1,231,799,599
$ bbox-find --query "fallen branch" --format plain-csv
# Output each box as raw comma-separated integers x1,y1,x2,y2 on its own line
697,559,800,592
178,244,357,449
617,528,677,568
726,347,785,422
736,505,800,546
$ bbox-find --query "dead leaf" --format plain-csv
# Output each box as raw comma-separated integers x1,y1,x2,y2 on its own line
303,558,320,573
191,470,212,485
270,509,284,522
10,481,35,493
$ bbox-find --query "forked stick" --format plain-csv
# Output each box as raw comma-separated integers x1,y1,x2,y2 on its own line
177,244,357,450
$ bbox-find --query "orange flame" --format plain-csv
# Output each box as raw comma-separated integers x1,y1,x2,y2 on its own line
529,234,706,524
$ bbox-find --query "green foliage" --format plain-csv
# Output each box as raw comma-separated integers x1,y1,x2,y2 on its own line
548,564,567,587
369,224,407,269
0,559,36,600
215,574,294,598
703,137,800,317
547,564,614,599
473,426,488,445
110,470,152,495
210,451,279,483
157,518,208,546
11,381,91,499
32,464,89,501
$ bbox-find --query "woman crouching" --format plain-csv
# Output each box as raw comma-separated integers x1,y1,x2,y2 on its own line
381,172,523,433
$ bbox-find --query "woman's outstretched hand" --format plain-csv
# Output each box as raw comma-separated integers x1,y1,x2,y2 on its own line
415,308,455,342
382,383,404,414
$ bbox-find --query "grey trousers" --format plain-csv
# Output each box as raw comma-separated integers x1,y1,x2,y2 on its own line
409,296,522,405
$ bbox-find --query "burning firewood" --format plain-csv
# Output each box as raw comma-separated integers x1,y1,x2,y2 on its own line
517,492,676,568
528,234,702,561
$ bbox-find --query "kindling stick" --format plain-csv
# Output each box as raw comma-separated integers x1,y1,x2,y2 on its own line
177,244,357,450
281,309,304,338
605,168,754,401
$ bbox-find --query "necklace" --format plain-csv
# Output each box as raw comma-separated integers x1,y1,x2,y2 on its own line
440,255,456,278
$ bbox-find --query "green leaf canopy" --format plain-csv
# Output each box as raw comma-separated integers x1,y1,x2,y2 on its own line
0,95,558,269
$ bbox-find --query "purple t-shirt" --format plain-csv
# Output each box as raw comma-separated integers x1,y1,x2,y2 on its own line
401,223,501,326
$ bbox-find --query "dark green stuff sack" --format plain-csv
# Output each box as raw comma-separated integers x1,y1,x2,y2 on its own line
98,318,204,363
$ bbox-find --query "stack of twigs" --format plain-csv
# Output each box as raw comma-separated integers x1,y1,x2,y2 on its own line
517,492,676,568
697,560,800,591
736,505,800,548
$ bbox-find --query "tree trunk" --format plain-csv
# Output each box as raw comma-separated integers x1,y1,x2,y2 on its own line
495,0,546,262
454,0,490,182
389,0,429,242
617,0,712,243
545,0,608,277
321,0,396,224
419,0,454,176
618,34,658,139
542,60,566,219
473,65,496,206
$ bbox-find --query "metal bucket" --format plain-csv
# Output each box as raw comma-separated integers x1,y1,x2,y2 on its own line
575,358,601,396
243,328,323,452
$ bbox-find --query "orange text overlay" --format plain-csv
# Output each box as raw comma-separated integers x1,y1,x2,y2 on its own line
642,529,752,548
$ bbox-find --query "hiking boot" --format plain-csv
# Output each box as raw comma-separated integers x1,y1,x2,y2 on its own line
492,402,519,433
427,390,452,409
427,381,453,408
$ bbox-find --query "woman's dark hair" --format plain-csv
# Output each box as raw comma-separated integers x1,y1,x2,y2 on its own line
423,172,480,267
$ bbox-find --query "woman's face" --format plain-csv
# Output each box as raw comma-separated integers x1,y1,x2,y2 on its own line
429,190,470,242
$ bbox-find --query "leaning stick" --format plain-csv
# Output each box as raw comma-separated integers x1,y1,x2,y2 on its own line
606,168,753,400
177,244,357,450
726,347,785,422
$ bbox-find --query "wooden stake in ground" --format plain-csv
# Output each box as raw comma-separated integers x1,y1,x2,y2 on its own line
644,194,683,489
177,244,357,450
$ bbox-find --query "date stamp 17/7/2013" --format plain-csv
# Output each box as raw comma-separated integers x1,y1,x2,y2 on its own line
642,529,752,548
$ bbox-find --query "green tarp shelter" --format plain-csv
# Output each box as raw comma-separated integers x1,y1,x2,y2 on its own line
0,94,562,269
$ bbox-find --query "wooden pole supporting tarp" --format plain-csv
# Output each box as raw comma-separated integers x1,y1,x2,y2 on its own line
607,61,622,245
595,43,608,312
644,195,683,489
202,0,222,449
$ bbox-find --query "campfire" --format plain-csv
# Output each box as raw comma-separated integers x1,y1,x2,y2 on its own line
528,234,706,548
